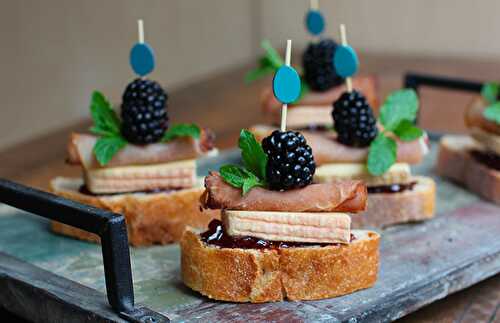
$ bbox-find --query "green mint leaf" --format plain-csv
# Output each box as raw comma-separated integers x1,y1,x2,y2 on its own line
220,164,264,194
93,136,127,166
89,91,121,136
245,40,284,84
162,124,201,142
367,133,397,176
238,130,268,180
481,82,500,104
261,40,284,69
379,89,419,131
483,102,500,124
392,120,424,141
245,65,275,83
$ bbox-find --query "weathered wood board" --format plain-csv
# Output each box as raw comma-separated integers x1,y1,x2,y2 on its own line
0,143,499,322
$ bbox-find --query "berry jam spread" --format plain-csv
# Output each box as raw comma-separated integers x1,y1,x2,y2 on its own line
78,185,178,196
367,182,417,194
200,220,355,250
470,150,500,171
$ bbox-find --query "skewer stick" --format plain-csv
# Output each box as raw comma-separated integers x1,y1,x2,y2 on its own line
280,39,292,132
310,0,319,10
138,19,144,43
339,24,353,93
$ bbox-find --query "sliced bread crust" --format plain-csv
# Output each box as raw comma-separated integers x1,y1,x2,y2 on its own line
352,176,436,228
180,228,379,302
437,135,500,204
50,177,219,246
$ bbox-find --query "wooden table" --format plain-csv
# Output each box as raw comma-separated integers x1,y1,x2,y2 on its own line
1,53,499,322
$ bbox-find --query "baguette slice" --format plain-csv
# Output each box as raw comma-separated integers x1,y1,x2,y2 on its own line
181,228,379,302
437,135,500,204
50,177,219,246
352,176,436,228
315,163,412,186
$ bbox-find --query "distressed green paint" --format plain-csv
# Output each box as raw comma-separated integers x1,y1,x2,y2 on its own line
0,142,487,317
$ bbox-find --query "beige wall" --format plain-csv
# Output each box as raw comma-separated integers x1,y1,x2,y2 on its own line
1,0,500,150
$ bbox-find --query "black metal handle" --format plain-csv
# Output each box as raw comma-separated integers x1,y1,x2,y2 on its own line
403,72,484,140
0,179,168,323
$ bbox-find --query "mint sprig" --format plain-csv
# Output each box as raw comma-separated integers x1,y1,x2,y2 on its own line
89,91,127,166
93,136,127,166
220,165,265,195
238,130,268,179
219,130,268,194
245,40,309,101
367,134,397,176
367,89,424,175
162,123,201,142
481,82,500,125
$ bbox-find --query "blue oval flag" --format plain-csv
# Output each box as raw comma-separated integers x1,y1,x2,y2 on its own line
130,43,155,76
273,65,301,104
305,10,325,36
334,45,359,78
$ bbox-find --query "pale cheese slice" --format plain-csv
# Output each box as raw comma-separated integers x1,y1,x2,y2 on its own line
85,159,196,194
315,162,412,186
222,210,351,244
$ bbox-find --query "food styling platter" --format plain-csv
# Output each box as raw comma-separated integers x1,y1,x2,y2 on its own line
0,141,499,323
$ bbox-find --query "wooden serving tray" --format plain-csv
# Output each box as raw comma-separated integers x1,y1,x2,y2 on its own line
0,142,499,322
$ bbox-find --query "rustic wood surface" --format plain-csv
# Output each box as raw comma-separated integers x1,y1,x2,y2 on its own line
0,53,500,322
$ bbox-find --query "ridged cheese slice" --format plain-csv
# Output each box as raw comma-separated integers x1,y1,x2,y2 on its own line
85,159,196,193
315,163,411,186
470,127,500,155
222,210,351,244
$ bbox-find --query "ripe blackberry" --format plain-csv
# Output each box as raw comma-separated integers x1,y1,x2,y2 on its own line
332,90,378,147
262,130,316,191
121,78,169,144
303,39,344,92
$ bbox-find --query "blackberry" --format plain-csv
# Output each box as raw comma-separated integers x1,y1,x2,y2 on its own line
303,39,344,92
262,130,316,191
121,78,169,144
332,90,378,147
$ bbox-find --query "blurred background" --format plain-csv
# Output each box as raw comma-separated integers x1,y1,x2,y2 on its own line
1,0,500,150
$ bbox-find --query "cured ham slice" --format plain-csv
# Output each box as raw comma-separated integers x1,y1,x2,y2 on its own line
202,172,367,213
251,125,429,165
465,97,500,136
67,129,215,169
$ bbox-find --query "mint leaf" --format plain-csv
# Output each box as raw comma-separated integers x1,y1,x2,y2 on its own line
367,133,397,176
393,120,424,141
220,164,265,194
89,91,121,136
93,136,127,166
379,89,419,131
245,40,284,84
484,102,500,124
238,130,268,180
162,124,201,142
481,82,500,104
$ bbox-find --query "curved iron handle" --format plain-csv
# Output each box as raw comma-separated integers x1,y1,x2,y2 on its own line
0,179,169,322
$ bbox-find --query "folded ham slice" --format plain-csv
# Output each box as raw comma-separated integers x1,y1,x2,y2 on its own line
251,125,429,165
68,129,215,169
261,75,378,127
202,172,367,213
465,97,500,136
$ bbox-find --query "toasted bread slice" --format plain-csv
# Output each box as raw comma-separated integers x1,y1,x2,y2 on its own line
180,228,379,302
50,177,219,246
437,135,500,204
352,176,436,228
